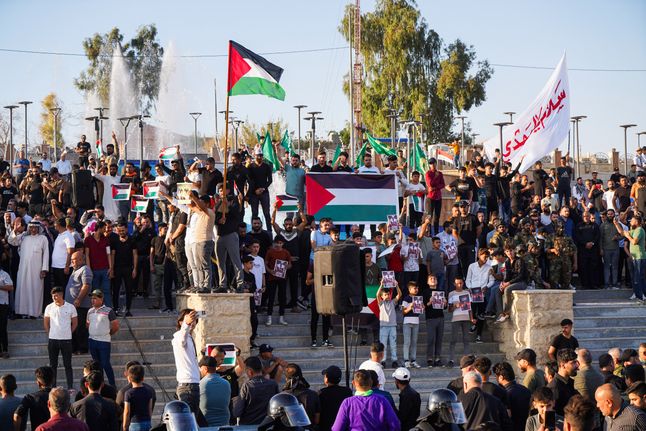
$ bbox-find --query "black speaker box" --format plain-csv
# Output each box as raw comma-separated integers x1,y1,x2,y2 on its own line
72,170,95,209
313,243,365,315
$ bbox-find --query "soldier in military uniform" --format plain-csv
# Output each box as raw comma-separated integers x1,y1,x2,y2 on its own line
489,220,509,249
545,221,578,289
513,217,534,247
525,238,551,289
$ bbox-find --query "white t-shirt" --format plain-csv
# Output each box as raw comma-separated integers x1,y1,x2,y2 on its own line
0,270,12,305
51,231,75,269
250,255,265,291
448,290,471,322
44,301,77,340
358,359,385,389
56,160,72,175
603,190,616,212
358,165,380,174
172,323,201,384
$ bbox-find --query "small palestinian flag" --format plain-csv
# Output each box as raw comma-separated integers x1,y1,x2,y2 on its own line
227,41,285,101
361,284,380,318
410,192,424,213
159,147,179,161
95,140,103,158
111,184,131,201
276,194,299,212
143,181,160,199
131,196,149,213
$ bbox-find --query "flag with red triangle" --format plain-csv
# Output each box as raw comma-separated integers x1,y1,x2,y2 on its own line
111,184,131,201
276,194,299,212
227,41,285,101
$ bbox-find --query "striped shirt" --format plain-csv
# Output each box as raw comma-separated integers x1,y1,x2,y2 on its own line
604,401,646,431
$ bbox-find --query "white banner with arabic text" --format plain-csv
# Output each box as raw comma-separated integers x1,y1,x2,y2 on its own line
483,54,570,173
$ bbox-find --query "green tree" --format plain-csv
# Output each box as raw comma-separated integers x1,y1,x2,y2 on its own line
74,25,164,114
340,0,492,144
38,93,65,150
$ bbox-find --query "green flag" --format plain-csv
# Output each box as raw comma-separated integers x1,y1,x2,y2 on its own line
262,131,280,172
355,141,368,167
280,130,292,154
366,131,396,157
410,143,429,173
332,143,342,165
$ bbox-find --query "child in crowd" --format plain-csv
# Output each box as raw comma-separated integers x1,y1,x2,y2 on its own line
400,232,420,287
385,232,404,286
401,281,422,369
426,236,448,292
376,280,402,369
123,364,153,431
360,248,382,346
264,235,292,326
424,274,447,367
371,231,388,271
524,387,564,431
241,255,259,348
447,276,476,368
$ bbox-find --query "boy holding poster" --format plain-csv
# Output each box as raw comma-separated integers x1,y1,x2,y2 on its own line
264,235,292,326
447,276,476,368
401,281,423,369
423,274,447,367
376,280,402,369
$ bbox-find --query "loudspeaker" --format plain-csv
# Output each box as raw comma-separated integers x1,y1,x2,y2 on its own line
313,243,364,315
71,170,95,209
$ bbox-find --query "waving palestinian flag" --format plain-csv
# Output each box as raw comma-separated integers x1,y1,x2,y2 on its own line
227,41,285,101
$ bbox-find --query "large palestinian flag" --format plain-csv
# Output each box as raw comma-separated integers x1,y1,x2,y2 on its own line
306,173,398,224
227,41,285,101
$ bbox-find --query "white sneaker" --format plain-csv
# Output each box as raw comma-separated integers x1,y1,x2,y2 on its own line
629,294,637,300
279,316,288,326
404,361,411,368
495,314,509,323
265,316,272,326
411,361,422,369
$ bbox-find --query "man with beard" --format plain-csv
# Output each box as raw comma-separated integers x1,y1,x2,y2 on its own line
227,152,249,219
214,184,244,292
575,211,601,289
110,222,137,316
94,163,122,222
548,348,580,416
248,217,272,258
248,147,273,231
271,203,306,310
451,201,481,276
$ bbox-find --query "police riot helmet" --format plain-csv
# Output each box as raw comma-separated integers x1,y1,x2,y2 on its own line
162,400,199,431
427,389,467,424
268,393,311,428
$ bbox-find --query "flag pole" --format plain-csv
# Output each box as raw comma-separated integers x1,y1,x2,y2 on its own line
222,41,232,211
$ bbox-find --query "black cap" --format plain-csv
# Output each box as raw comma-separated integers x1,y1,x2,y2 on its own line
428,157,437,165
259,343,273,353
322,365,342,381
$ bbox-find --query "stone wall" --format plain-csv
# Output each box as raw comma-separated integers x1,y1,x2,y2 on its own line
491,289,574,365
176,293,252,359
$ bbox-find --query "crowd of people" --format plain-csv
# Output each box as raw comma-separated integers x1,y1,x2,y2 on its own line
0,134,646,430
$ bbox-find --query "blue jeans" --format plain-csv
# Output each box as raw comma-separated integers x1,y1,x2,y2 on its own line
402,323,419,362
192,241,215,290
88,338,115,386
379,326,398,362
603,249,620,287
129,421,151,431
632,258,646,300
92,269,111,307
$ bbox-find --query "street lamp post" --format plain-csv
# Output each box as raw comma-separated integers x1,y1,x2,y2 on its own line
18,101,32,154
218,110,233,154
620,124,637,175
189,112,202,157
493,122,513,164
118,117,134,165
571,116,586,176
637,131,646,150
4,105,19,173
49,107,62,160
306,111,323,164
136,114,150,169
94,107,109,146
503,111,516,123
293,105,307,156
231,119,244,153
455,115,466,167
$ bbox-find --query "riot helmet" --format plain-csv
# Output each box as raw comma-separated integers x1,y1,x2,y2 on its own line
268,393,311,428
427,389,467,424
162,400,199,431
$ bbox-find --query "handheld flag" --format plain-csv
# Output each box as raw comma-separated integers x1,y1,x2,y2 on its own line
280,130,292,154
95,140,103,158
159,147,179,161
111,184,131,201
355,141,368,167
276,194,299,212
366,132,397,157
411,143,429,173
262,132,280,172
143,181,160,199
227,41,286,101
332,143,342,165
131,196,150,213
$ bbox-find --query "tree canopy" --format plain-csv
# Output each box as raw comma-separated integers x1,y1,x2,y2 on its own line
74,25,164,115
340,0,492,144
38,93,65,150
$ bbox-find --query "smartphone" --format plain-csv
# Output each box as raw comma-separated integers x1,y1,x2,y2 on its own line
545,410,556,430
195,310,207,318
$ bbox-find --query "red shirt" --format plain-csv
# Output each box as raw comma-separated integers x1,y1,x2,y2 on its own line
84,235,110,270
387,244,404,272
425,169,445,201
265,247,292,281
35,413,89,431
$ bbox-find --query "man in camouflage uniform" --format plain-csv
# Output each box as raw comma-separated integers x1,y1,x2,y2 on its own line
545,220,578,289
525,238,551,289
513,217,534,247
490,220,509,249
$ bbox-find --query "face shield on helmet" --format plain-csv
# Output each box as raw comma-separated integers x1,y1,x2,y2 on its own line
162,400,199,431
281,404,311,427
268,393,312,428
427,389,467,424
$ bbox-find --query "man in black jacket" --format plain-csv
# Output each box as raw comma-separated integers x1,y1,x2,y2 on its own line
248,147,273,230
458,371,512,431
70,371,119,431
548,348,580,416
318,366,352,431
574,211,601,289
393,367,421,431
13,366,54,431
214,184,244,292
494,361,531,431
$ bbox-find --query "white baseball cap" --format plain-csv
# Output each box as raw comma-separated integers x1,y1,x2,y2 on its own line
392,367,410,381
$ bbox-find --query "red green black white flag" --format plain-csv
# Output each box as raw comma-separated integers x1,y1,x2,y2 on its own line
227,41,285,101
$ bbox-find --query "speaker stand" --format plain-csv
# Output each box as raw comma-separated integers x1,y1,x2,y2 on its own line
342,315,350,388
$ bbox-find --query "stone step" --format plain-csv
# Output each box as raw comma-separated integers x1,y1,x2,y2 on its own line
573,304,646,317
573,289,633,302
0,350,177,371
573,326,646,339
6,338,180,356
571,316,646,329
7,314,177,331
8,326,177,344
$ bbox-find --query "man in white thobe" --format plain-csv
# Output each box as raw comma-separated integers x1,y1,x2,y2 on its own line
94,163,122,222
8,220,50,317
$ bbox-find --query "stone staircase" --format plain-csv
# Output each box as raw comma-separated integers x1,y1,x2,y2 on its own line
6,289,646,429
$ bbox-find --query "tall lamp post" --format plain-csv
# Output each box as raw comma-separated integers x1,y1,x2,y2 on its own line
118,116,134,165
620,124,637,175
18,101,32,154
4,105,19,173
218,110,233,155
189,112,202,157
49,107,62,160
493,122,513,164
503,111,516,123
637,131,646,150
94,107,109,146
455,115,466,166
231,119,244,152
293,105,307,155
571,116,586,176
305,111,323,164
135,114,150,168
